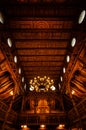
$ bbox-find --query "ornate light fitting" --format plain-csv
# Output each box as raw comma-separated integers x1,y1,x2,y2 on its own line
29,76,55,92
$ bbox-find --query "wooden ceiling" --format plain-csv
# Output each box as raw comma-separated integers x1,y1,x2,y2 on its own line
1,0,85,88
0,0,86,111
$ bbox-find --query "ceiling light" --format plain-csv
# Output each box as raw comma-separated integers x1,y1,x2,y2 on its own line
21,125,27,128
24,84,26,90
0,12,4,24
50,85,56,91
14,56,17,63
7,38,12,47
58,83,61,90
30,85,34,91
29,76,54,92
60,76,63,82
78,10,86,24
40,124,45,128
21,125,23,128
63,67,66,73
58,124,65,129
71,37,76,47
18,68,21,74
59,124,63,128
22,77,24,82
66,55,70,63
44,76,47,79
72,90,75,95
37,76,40,78
23,125,27,128
10,91,13,96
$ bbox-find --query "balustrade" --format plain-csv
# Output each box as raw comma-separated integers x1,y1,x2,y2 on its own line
19,112,66,125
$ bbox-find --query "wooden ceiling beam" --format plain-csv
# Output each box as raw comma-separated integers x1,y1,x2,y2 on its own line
15,41,68,48
0,0,85,7
26,75,59,78
19,56,64,62
17,49,67,55
23,66,61,68
23,67,61,71
25,69,60,72
10,32,70,40
1,4,78,18
7,19,73,29
2,28,77,33
21,62,63,66
14,39,69,42
25,71,60,74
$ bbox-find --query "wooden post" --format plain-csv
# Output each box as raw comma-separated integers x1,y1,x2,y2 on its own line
60,95,65,111
21,96,25,112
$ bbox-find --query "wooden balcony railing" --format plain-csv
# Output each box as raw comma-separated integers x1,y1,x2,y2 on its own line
0,100,18,124
68,97,86,123
19,112,66,125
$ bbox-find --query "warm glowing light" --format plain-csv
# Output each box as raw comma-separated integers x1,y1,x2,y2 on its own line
29,76,55,92
7,38,12,47
40,124,45,128
18,68,21,74
51,79,54,83
63,67,66,73
24,84,26,90
72,90,75,95
37,76,40,78
21,125,27,128
50,85,56,91
22,77,24,82
71,37,76,47
10,91,13,96
0,12,4,24
78,10,86,24
14,56,17,63
44,76,47,78
23,125,27,128
30,85,34,91
58,83,61,89
66,55,70,63
21,125,23,128
59,124,63,128
58,124,65,129
60,76,63,82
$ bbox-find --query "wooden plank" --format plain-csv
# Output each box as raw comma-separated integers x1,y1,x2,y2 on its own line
21,61,63,66
8,20,73,29
17,49,67,55
23,67,61,71
19,56,64,62
12,32,70,40
16,41,68,48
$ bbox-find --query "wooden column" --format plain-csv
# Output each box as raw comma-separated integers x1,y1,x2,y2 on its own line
21,96,25,112
60,95,65,111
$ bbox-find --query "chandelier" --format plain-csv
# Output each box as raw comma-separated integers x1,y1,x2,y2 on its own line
29,76,55,92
